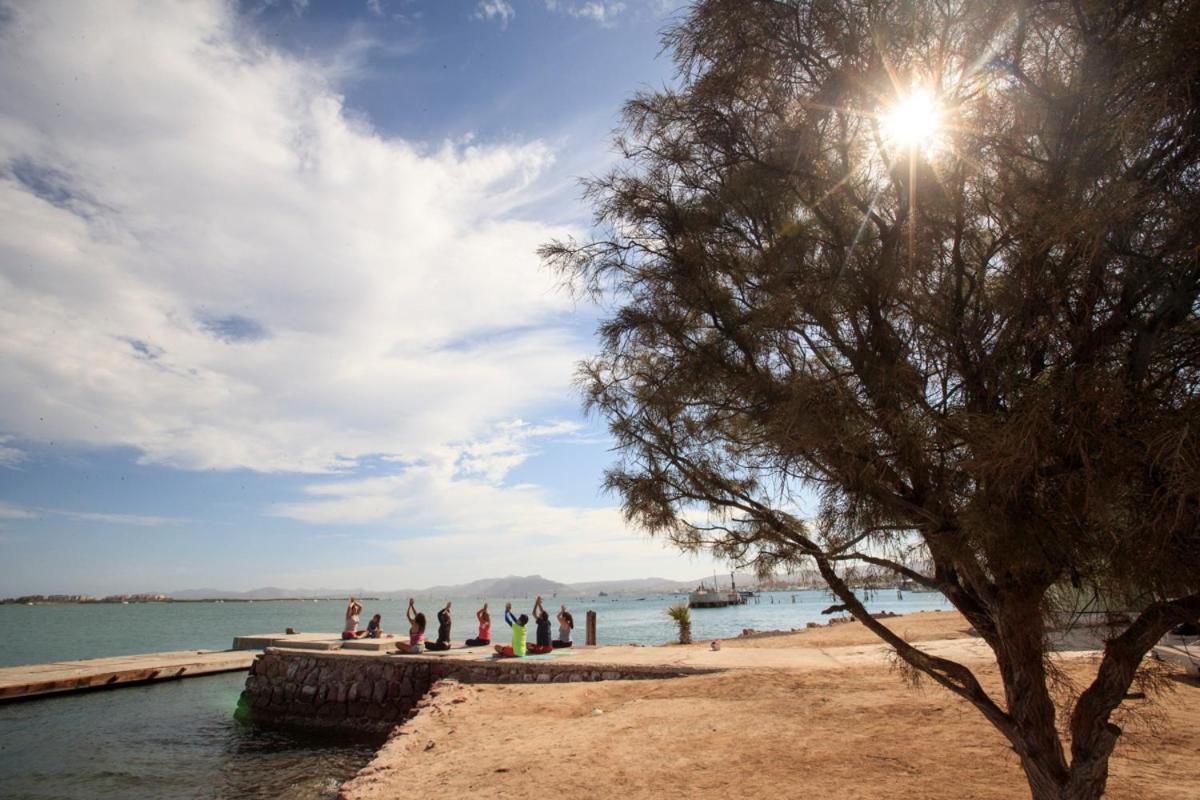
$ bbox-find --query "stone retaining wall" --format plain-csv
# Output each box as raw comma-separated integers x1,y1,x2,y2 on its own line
239,649,720,735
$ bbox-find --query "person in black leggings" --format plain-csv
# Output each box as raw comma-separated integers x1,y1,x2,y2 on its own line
424,602,454,651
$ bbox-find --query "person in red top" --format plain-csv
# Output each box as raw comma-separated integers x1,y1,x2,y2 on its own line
465,602,491,646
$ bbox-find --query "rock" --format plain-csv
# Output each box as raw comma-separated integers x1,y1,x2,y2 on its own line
590,708,604,716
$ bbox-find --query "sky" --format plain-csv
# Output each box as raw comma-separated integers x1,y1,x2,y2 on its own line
0,0,728,596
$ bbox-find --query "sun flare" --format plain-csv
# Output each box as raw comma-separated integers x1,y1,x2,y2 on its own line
881,89,943,154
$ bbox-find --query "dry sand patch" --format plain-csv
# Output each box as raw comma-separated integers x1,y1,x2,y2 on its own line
341,647,1200,800
725,608,975,649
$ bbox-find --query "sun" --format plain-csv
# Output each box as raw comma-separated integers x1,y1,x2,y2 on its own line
881,89,943,155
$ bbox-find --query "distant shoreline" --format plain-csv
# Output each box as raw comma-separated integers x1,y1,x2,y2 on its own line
0,597,382,605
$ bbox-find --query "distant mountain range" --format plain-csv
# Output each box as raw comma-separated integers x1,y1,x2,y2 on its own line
169,572,774,600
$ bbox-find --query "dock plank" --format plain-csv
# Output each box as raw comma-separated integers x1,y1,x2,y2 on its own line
0,650,256,701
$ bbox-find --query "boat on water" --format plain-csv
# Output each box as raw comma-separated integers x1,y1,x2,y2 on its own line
688,582,746,609
689,572,750,608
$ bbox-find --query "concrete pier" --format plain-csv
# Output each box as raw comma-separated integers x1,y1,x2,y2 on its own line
239,647,722,735
0,649,256,702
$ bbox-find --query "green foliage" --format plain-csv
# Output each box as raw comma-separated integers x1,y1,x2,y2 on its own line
666,604,691,625
666,603,692,644
544,2,1200,797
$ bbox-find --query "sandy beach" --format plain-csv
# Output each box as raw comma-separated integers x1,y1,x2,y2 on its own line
340,611,1200,799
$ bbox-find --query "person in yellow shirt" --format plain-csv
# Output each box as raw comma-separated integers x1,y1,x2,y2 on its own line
494,601,528,657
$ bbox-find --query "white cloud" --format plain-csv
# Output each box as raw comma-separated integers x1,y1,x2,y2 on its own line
271,420,585,524
50,510,182,527
366,0,384,16
0,501,37,520
0,501,179,526
0,1,579,474
544,1,627,26
473,0,516,29
0,0,718,585
0,436,25,468
267,420,720,585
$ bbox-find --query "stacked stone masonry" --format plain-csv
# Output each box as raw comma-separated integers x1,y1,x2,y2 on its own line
240,649,720,735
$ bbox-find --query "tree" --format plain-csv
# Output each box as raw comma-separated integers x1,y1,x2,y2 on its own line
541,1,1200,798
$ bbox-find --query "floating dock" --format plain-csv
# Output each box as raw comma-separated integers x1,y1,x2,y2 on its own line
0,649,256,702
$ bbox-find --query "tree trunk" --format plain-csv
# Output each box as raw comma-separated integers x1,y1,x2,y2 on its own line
680,622,692,645
991,594,1073,800
996,596,1121,800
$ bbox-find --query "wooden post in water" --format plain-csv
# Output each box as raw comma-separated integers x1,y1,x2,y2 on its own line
586,610,597,646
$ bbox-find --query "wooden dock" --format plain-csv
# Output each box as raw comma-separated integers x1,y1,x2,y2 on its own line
0,649,256,702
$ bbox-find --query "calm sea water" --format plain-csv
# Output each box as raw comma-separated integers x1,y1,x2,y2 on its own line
0,590,949,798
0,671,379,800
0,589,950,668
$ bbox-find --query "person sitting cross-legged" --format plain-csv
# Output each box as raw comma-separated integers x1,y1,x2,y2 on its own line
552,605,574,648
465,603,491,647
424,602,454,651
526,596,554,655
393,599,426,654
493,602,528,658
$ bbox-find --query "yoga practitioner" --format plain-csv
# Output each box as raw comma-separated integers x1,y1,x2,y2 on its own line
424,602,454,651
552,604,574,648
494,601,528,657
393,598,426,654
342,598,367,639
365,613,392,638
527,596,554,655
465,603,491,646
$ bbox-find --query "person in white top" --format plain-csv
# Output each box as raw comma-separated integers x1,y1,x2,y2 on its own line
343,597,366,639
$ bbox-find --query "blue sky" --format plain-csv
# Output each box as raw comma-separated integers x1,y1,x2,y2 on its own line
0,0,727,596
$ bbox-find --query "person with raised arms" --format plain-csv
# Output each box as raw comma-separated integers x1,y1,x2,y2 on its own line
527,596,554,655
552,604,574,648
342,598,367,640
465,602,491,647
424,601,454,651
493,601,528,658
392,598,426,654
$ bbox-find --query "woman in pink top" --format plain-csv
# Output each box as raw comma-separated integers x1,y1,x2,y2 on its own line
393,598,426,654
465,602,491,646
